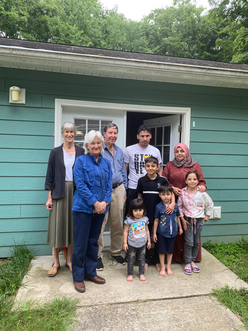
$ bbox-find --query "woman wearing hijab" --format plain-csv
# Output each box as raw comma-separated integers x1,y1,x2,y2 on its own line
162,143,207,262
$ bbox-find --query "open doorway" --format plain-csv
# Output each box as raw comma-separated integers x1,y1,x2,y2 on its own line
126,112,181,169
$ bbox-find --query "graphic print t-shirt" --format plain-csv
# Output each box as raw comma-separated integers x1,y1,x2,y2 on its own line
124,144,162,189
124,216,149,248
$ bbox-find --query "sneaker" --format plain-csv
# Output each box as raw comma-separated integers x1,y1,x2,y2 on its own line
110,255,126,265
96,257,104,271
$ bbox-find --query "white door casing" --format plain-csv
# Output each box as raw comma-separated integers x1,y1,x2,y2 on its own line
55,99,191,148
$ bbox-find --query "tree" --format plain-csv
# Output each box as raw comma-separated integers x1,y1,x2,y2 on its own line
140,0,219,59
209,0,248,63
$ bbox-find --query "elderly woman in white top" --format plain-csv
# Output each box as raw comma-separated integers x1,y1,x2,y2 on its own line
45,122,84,277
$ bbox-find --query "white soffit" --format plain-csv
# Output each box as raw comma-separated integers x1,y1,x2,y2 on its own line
1,46,248,89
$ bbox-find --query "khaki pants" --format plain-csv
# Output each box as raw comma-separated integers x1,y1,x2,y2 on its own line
98,183,125,257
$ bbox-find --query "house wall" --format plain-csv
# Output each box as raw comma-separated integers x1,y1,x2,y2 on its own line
0,67,247,257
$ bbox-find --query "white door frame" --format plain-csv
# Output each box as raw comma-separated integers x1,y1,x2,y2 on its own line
55,99,191,147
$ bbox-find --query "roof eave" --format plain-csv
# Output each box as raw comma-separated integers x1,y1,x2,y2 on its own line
1,46,248,89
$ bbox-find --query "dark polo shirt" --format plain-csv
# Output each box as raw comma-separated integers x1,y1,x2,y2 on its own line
137,174,172,225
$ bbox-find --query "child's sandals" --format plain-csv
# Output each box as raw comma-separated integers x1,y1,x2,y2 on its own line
191,262,200,273
184,264,192,275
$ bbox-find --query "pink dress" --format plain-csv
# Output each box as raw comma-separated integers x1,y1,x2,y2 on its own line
162,162,206,262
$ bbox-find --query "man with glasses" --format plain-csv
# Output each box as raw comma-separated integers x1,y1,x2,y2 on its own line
124,125,162,214
97,123,127,270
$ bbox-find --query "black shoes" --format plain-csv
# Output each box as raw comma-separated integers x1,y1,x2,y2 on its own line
110,255,126,265
96,257,104,271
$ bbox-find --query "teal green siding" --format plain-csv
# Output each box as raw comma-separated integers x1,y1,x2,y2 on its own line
0,67,247,257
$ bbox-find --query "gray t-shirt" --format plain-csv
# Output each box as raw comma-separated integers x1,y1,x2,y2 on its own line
124,216,149,248
124,144,162,189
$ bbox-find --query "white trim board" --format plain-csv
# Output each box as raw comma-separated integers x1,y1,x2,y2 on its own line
55,99,191,148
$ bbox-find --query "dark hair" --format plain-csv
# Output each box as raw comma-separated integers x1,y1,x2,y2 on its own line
158,185,173,194
103,122,118,133
185,170,199,181
137,125,151,135
145,156,158,165
127,198,146,219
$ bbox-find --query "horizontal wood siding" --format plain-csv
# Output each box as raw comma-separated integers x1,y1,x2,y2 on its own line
191,103,248,244
0,67,247,257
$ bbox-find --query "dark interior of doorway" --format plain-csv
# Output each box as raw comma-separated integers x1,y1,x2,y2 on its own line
126,112,171,146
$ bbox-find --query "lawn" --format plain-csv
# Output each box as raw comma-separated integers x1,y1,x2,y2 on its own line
0,245,78,331
203,238,248,329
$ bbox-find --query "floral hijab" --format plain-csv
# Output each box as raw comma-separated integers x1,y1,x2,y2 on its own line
172,143,196,168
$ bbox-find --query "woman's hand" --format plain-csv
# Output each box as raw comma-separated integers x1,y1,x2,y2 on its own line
173,187,182,196
93,201,107,214
165,203,175,214
123,243,128,252
46,198,53,210
181,218,189,231
198,185,206,192
147,240,151,250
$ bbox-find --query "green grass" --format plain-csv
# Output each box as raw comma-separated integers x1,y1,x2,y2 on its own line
204,239,248,329
0,245,35,296
212,286,248,329
0,244,78,331
203,238,248,283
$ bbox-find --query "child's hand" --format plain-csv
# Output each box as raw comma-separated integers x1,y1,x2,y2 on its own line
165,203,175,214
203,215,209,223
153,233,157,242
123,243,128,252
181,218,189,231
178,227,183,235
147,241,151,250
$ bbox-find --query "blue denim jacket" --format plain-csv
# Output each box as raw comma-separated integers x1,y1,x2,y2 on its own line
72,154,112,214
154,202,180,238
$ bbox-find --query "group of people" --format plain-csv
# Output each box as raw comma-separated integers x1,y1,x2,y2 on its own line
45,121,213,293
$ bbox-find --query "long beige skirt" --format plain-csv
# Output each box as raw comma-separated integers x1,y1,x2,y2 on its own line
46,181,74,248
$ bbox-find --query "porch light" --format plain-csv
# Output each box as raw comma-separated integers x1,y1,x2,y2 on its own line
9,86,26,104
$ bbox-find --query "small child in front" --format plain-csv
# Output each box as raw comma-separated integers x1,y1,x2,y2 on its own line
177,170,214,275
123,199,151,282
153,185,182,276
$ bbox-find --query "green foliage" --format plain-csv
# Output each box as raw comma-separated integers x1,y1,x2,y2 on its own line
212,286,248,329
203,238,248,283
0,0,248,63
0,244,78,331
0,244,35,296
208,0,248,63
0,296,78,331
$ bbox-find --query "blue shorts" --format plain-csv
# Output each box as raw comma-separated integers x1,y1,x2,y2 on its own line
157,233,176,255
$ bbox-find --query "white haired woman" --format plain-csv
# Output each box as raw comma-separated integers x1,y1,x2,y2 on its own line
72,130,112,293
45,121,85,277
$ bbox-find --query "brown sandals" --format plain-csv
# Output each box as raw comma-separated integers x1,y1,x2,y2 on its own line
48,264,60,277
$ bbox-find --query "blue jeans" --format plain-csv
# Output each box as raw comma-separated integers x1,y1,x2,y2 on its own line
72,211,104,282
184,217,204,264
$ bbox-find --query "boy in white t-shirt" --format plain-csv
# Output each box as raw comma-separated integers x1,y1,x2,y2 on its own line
124,125,162,214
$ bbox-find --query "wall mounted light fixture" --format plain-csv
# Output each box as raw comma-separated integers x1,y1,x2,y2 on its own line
9,86,26,104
